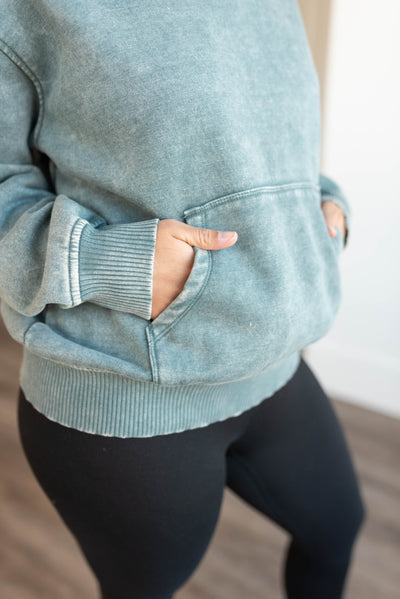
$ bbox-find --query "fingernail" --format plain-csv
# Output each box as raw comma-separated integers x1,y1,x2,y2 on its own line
328,225,337,236
218,231,237,242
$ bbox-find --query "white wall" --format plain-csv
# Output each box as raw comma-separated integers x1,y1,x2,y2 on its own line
304,0,400,418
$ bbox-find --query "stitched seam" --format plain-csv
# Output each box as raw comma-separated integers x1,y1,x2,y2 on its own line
0,39,45,147
152,212,212,343
145,324,159,383
69,218,86,305
68,216,108,306
183,182,320,218
152,252,212,342
76,221,85,303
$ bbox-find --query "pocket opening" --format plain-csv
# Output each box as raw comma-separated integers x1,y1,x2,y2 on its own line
148,242,212,340
146,182,342,385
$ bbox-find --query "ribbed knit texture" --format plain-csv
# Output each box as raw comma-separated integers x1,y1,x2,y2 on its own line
78,219,160,320
20,348,301,437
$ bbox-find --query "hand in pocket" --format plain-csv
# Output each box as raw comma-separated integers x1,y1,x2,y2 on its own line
151,219,238,320
321,200,347,240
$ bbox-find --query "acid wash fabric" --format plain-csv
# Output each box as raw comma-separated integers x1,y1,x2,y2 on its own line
0,1,351,437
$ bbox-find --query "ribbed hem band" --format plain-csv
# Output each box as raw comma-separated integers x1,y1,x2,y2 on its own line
19,348,301,438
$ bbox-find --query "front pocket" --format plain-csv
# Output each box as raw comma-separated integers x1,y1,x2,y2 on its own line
145,182,342,385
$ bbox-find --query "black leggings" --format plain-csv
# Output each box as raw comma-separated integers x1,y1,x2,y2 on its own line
17,357,366,599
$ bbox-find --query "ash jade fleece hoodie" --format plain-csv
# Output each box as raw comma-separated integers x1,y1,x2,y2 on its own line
0,0,351,437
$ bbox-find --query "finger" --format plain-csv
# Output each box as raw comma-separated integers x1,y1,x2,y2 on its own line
327,224,338,237
171,221,238,250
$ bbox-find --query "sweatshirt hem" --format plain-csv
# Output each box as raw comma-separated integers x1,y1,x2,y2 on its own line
19,348,301,438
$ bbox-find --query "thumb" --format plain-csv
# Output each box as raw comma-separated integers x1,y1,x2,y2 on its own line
174,222,238,250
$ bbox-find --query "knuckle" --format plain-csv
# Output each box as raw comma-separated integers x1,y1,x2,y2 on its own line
198,227,213,246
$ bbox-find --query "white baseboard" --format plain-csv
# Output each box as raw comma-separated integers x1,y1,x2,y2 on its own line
303,341,400,420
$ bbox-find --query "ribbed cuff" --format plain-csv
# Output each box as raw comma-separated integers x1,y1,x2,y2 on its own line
76,218,159,320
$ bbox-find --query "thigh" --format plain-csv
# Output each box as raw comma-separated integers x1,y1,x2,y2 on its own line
225,356,365,556
17,389,245,599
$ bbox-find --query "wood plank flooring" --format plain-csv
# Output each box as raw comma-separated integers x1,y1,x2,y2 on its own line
1,318,399,598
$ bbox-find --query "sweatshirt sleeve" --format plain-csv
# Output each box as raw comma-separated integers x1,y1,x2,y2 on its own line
0,47,159,321
319,173,352,248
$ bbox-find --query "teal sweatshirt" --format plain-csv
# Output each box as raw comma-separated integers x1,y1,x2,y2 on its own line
0,1,351,437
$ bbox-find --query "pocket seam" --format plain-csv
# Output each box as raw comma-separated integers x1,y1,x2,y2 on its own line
145,322,159,382
148,183,341,385
150,182,321,345
153,252,212,343
183,181,319,220
146,212,213,383
147,212,213,344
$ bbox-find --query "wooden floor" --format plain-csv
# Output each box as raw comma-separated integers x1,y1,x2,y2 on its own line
1,318,399,599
